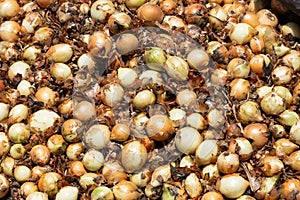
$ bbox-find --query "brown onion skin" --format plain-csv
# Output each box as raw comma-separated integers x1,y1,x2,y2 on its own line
243,123,269,149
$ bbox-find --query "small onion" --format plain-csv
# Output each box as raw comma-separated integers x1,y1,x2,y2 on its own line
113,180,140,200
238,101,263,124
79,173,98,191
30,145,50,166
137,4,164,24
227,58,250,78
201,164,220,181
73,101,95,121
108,12,131,34
229,23,256,44
121,141,147,173
277,110,299,126
217,174,249,198
187,49,210,71
8,123,30,144
68,161,86,177
176,89,197,106
90,0,115,21
38,172,62,198
229,137,253,161
116,34,139,55
82,150,104,171
133,90,156,110
83,124,110,150
47,134,67,155
217,151,240,174
35,87,56,106
146,115,174,141
256,9,278,27
243,123,269,149
169,108,186,127
26,192,48,200
17,80,32,96
117,68,138,87
14,165,31,182
10,144,25,159
91,186,114,200
130,170,151,188
260,156,284,176
0,103,9,122
29,109,60,135
55,186,78,200
195,140,218,165
102,161,128,184
175,127,203,154
274,138,298,157
20,182,38,197
207,109,225,129
271,65,293,85
260,92,286,115
0,174,9,198
125,0,146,9
165,56,189,81
45,44,73,63
9,104,29,123
0,0,19,17
144,47,166,71
0,21,20,42
150,165,171,187
66,142,85,161
101,83,124,107
281,179,300,200
8,61,30,81
201,192,224,200
185,173,202,198
186,113,206,130
61,119,82,143
229,78,250,100
50,63,71,81
1,157,14,176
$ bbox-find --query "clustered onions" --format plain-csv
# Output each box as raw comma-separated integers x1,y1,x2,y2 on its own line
0,0,299,199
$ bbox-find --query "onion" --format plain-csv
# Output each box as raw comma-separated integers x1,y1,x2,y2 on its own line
38,172,62,198
26,192,48,200
184,173,202,198
130,170,151,188
121,141,147,173
217,151,240,174
0,103,9,122
175,127,202,154
20,182,38,197
260,156,284,176
0,132,10,157
150,165,171,187
14,165,31,182
201,191,224,200
238,101,263,124
274,138,298,157
217,174,249,198
82,150,104,172
83,124,111,150
113,180,140,200
79,173,98,190
195,140,218,165
281,179,300,200
91,186,114,200
146,115,174,141
243,123,269,149
0,174,9,198
55,186,78,200
29,109,60,135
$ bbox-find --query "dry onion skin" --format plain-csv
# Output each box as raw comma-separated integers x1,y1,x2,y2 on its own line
0,0,299,199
